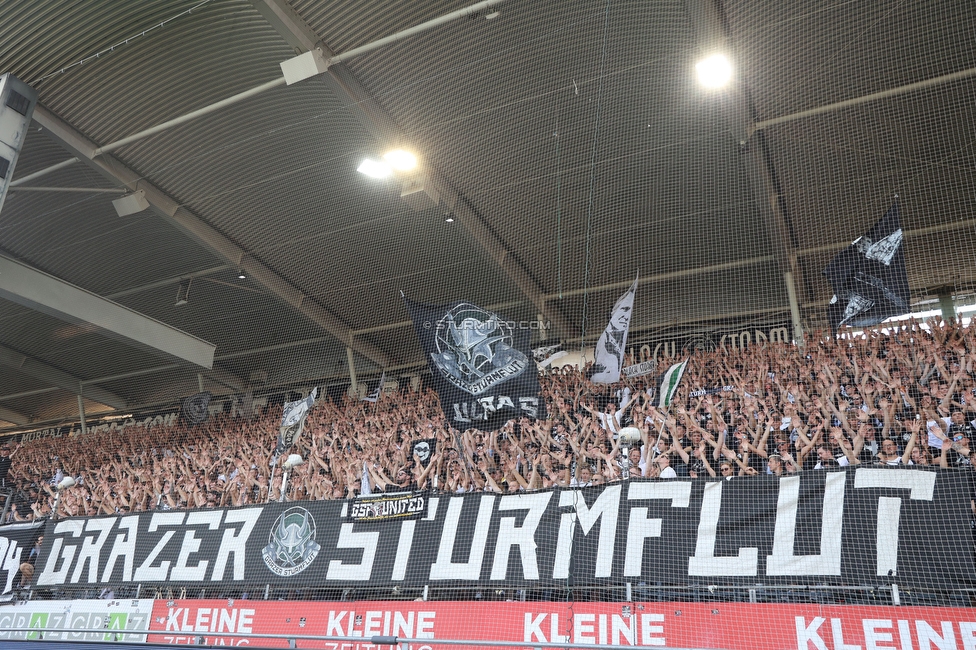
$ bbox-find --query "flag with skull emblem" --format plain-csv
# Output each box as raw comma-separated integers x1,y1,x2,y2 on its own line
411,439,436,468
405,297,546,429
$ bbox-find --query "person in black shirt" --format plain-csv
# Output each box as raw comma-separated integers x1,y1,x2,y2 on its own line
0,446,12,489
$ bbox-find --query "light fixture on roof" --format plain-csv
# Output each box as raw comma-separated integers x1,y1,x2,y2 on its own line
112,189,150,216
357,158,393,179
382,149,418,172
238,269,247,280
695,53,733,89
445,216,454,223
175,278,191,306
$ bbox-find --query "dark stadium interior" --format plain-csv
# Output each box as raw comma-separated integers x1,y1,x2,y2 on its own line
0,0,974,425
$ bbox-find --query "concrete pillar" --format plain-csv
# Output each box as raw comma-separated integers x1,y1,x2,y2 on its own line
938,290,955,322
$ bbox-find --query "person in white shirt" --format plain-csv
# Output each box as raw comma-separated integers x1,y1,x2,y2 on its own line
655,453,677,479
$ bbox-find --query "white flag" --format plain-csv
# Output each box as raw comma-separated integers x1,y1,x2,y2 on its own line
361,372,386,402
275,387,317,455
360,460,372,496
591,276,638,384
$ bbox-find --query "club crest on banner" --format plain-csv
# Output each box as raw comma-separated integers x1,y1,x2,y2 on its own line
430,302,528,396
262,507,321,577
181,392,211,425
405,296,545,427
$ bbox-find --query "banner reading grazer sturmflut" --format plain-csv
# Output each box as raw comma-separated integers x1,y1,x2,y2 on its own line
404,297,545,427
31,469,976,592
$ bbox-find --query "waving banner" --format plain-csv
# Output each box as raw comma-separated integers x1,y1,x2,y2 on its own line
404,298,545,428
31,469,975,591
275,388,317,456
825,201,910,332
0,520,43,601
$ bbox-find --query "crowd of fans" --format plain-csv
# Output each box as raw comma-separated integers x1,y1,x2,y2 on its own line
2,319,976,521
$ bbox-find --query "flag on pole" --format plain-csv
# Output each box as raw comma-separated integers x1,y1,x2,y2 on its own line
360,460,372,496
404,297,545,428
591,275,638,384
655,359,688,409
275,387,317,456
824,201,910,332
361,372,386,402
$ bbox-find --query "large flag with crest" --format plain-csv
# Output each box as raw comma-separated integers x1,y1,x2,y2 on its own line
405,297,546,428
591,275,638,384
824,201,910,332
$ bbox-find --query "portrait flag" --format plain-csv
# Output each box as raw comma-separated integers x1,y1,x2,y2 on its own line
404,297,546,429
824,201,910,332
590,275,638,384
275,387,317,456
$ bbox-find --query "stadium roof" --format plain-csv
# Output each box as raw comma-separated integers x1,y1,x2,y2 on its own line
0,0,974,430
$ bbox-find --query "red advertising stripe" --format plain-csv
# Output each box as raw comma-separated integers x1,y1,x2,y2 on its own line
148,600,976,649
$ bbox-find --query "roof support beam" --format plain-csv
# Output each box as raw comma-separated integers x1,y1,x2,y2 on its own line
30,103,393,370
756,66,976,131
0,343,126,409
683,0,809,344
0,405,29,426
251,0,575,338
0,253,216,369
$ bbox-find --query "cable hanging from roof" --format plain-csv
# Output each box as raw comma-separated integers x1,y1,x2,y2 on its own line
31,0,214,85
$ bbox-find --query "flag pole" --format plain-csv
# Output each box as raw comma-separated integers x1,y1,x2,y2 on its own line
267,452,278,503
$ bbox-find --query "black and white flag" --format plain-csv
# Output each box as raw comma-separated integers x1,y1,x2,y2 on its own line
405,297,546,428
275,388,317,456
824,201,910,332
591,276,638,384
531,343,568,369
411,438,436,469
181,391,211,425
360,372,386,403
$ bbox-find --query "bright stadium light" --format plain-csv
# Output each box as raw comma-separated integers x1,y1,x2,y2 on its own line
382,149,418,172
696,53,733,89
357,158,393,179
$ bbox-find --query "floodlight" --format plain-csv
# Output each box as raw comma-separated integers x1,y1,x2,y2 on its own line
112,189,149,216
238,269,247,279
617,427,642,445
695,54,733,89
382,149,418,172
175,278,191,306
357,158,392,179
